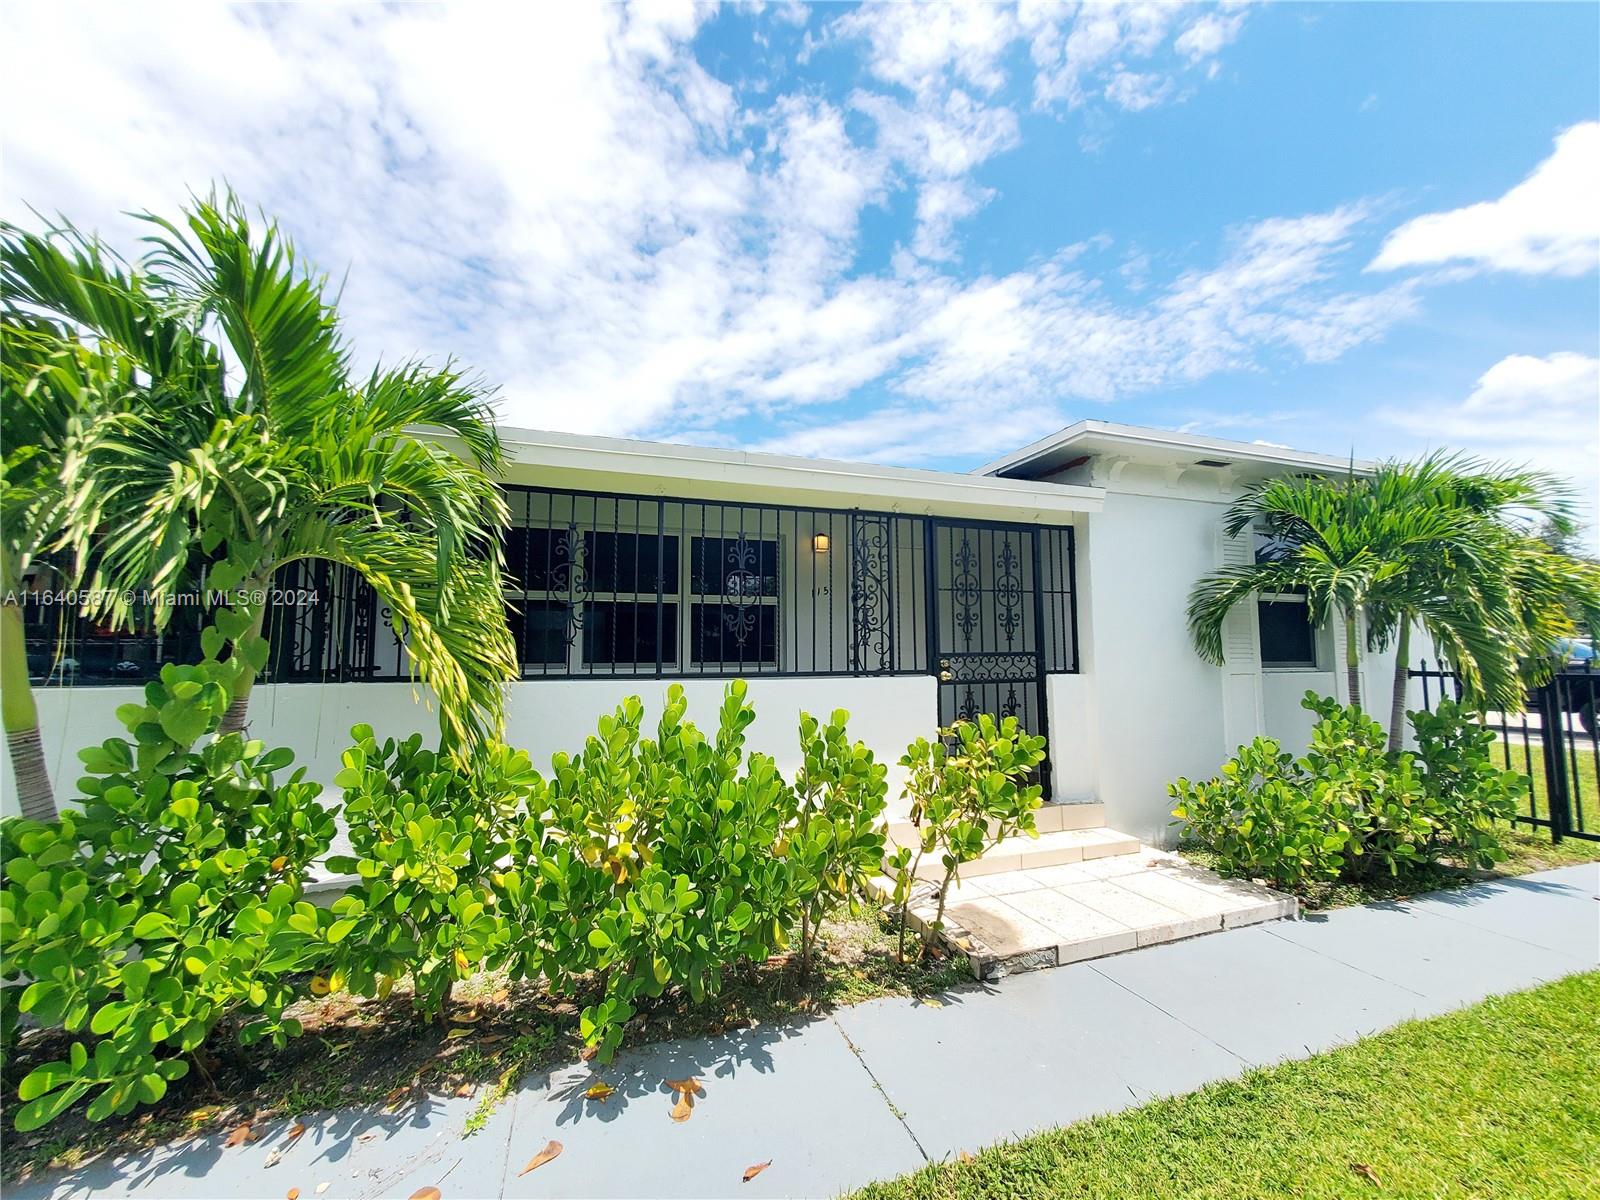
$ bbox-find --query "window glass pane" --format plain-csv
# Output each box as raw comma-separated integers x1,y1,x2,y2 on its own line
583,532,679,594
690,536,778,599
583,601,677,666
1258,599,1317,667
511,599,570,667
690,603,777,666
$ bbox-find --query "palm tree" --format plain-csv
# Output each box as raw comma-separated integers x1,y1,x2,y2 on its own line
0,302,153,818
1,193,518,792
1187,468,1474,711
1362,454,1593,750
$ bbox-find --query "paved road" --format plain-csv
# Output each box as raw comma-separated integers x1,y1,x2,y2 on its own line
16,864,1599,1200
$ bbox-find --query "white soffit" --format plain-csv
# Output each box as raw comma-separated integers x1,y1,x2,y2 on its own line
977,419,1373,482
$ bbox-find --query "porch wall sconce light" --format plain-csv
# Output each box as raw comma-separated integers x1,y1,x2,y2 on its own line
812,533,831,554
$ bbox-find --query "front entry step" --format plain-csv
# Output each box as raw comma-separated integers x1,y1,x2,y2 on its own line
869,848,1296,981
887,827,1141,880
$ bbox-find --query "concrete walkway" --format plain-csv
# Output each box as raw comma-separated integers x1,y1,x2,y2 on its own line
15,864,1598,1200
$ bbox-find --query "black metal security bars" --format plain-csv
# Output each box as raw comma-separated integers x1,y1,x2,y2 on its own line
19,485,1080,688
1409,659,1598,844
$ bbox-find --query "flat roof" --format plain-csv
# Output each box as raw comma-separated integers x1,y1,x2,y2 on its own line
479,425,1104,522
976,419,1373,480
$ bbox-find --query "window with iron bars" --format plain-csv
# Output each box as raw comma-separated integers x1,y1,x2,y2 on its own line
17,487,1079,686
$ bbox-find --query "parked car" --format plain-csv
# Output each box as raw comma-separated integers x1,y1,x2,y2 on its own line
1553,638,1597,735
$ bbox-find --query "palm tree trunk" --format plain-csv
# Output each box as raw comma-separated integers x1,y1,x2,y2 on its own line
1387,619,1412,753
1343,610,1362,711
217,596,267,737
2,592,55,821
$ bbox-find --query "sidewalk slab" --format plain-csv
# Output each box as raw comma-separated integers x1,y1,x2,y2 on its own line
1403,871,1600,962
492,1016,924,1200
1089,924,1428,1065
830,964,1245,1160
1266,899,1590,1009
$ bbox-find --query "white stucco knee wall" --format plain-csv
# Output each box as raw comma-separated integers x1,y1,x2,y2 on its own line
1,676,939,818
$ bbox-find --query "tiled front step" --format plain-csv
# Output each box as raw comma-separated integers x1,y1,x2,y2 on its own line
886,800,1103,845
887,826,1139,880
869,849,1296,981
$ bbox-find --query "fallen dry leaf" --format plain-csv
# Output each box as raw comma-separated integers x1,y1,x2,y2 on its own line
584,1081,615,1102
579,1045,599,1062
455,1082,475,1098
408,1189,442,1200
356,1131,379,1144
742,1160,772,1183
492,988,509,1004
664,1078,703,1095
315,1185,330,1195
518,1139,563,1176
1351,1163,1382,1187
919,998,944,1008
445,1027,474,1040
452,1009,482,1025
287,1190,300,1200
477,1033,506,1045
669,1091,694,1123
263,1149,284,1168
285,1120,308,1146
224,1123,257,1148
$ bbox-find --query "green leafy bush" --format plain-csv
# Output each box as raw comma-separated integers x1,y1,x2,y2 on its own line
498,682,798,1061
888,714,1047,961
1169,735,1348,890
325,730,537,1021
1171,691,1524,892
788,709,889,975
1410,699,1523,867
1,664,335,1131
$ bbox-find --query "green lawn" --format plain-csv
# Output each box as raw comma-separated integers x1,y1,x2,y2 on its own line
852,972,1600,1200
1495,738,1600,836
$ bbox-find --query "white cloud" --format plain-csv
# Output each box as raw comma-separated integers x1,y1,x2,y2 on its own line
1370,122,1600,277
2,1,1405,474
1175,9,1247,63
1381,352,1600,543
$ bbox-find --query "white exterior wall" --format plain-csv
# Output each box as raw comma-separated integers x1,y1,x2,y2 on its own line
0,675,937,819
1072,476,1233,845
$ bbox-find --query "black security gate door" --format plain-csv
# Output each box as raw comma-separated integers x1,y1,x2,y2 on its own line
928,520,1052,797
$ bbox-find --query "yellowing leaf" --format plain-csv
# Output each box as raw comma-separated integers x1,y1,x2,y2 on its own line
309,976,330,997
584,1081,615,1103
669,1091,695,1122
742,1160,772,1182
957,1151,976,1163
518,1139,563,1176
408,1189,442,1200
287,1190,300,1200
271,856,288,871
453,948,469,973
664,1077,702,1095
445,1027,473,1040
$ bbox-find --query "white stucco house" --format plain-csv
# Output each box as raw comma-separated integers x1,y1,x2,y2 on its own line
4,419,1422,846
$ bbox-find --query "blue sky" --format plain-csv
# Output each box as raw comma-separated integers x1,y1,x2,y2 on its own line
4,2,1597,529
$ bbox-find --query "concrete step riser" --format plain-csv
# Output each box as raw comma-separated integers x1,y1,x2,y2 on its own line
886,801,1103,845
884,826,1140,880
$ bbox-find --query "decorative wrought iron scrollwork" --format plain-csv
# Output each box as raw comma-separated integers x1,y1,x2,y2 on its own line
721,537,761,648
994,535,1022,647
552,525,587,647
937,652,1037,683
951,530,982,649
850,515,894,672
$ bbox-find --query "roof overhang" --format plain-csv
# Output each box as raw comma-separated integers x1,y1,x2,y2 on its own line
467,426,1104,523
977,419,1373,483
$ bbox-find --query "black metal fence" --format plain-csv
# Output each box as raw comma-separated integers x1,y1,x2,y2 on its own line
1409,658,1598,844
